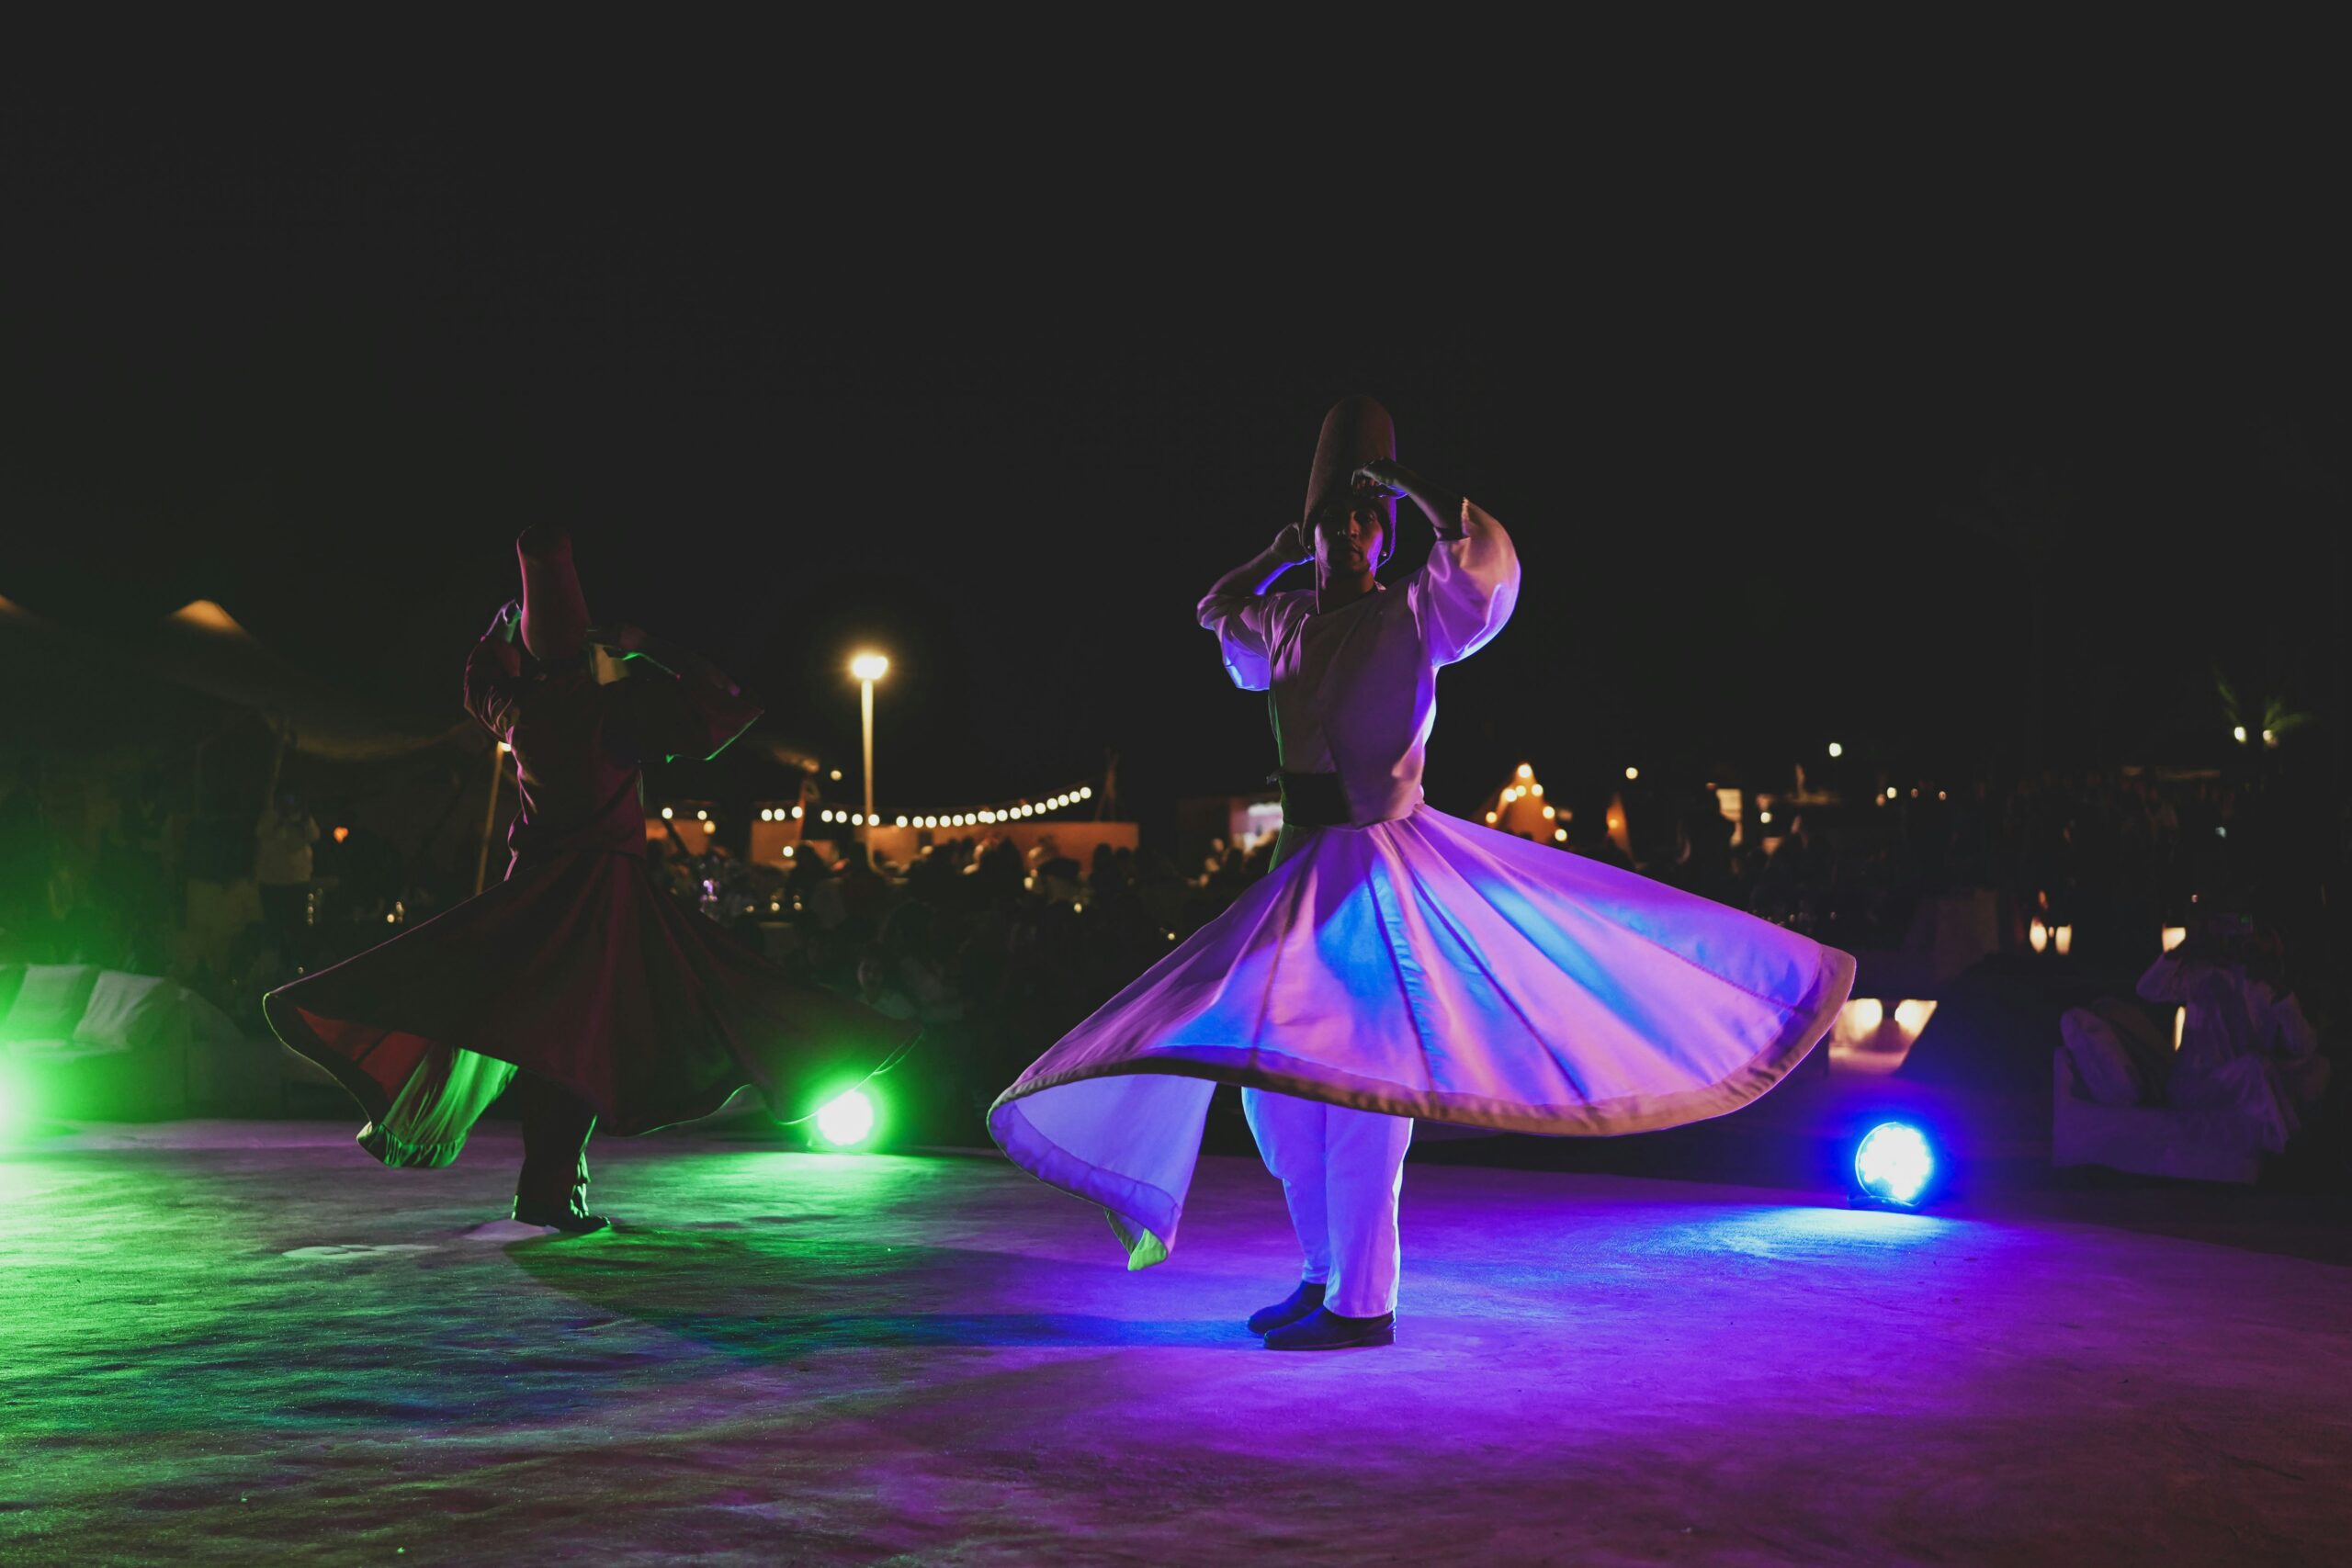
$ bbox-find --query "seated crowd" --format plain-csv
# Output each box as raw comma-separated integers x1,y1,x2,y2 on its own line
5,749,2342,1147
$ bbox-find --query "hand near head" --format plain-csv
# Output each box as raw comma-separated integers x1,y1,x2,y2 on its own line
1353,458,1464,540
1270,523,1312,565
485,600,522,643
483,638,524,678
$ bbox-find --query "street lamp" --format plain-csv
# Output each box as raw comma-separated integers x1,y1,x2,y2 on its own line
850,651,889,864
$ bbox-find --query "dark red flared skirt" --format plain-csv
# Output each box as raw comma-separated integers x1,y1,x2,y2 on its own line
266,850,916,1167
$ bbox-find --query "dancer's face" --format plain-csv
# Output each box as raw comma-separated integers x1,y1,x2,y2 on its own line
1313,496,1387,577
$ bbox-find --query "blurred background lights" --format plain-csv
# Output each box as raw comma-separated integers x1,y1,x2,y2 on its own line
1891,999,1937,1036
850,651,889,683
1827,741,1843,758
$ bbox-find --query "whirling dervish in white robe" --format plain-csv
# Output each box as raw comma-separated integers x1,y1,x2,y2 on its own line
990,397,1855,1346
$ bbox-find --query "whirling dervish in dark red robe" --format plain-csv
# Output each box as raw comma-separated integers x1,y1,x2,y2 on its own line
266,526,916,1231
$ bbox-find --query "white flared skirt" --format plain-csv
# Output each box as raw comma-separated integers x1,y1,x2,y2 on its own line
989,807,1854,1267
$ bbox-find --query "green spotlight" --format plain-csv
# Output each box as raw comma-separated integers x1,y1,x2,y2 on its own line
811,1087,879,1150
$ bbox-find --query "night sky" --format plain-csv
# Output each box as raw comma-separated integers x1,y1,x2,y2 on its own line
6,95,2343,830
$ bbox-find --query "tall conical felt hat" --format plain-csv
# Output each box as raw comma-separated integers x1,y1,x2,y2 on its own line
1303,395,1397,567
516,525,590,664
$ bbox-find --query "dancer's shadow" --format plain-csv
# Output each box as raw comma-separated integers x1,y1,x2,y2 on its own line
509,1223,1240,1357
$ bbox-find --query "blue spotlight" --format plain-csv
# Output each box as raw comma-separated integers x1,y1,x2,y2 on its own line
1851,1121,1938,1209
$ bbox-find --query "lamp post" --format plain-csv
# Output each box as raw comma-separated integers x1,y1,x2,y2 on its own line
850,651,889,865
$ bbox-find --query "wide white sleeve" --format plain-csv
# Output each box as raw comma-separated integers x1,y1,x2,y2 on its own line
1196,591,1278,692
1408,500,1521,666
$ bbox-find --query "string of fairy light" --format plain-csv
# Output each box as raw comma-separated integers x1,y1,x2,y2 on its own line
658,782,1098,835
1486,762,1570,843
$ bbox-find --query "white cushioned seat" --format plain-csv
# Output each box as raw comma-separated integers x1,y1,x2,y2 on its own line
69,971,178,1055
0,964,100,1044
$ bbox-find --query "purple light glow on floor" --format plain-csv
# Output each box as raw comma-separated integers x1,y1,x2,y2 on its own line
2,1122,2345,1563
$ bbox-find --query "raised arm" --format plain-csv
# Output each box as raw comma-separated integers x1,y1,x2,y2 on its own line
1204,524,1313,604
1356,459,1468,542
593,625,754,705
592,623,763,762
462,600,527,737
1393,473,1521,667
1196,526,1311,693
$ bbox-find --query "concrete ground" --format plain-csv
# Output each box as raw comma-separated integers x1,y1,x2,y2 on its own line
4,1121,2346,1566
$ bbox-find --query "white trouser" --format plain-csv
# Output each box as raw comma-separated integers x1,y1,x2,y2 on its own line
1241,1088,1413,1318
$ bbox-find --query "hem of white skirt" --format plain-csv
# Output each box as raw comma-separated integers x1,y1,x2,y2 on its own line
988,942,1857,1264
995,941,1853,1139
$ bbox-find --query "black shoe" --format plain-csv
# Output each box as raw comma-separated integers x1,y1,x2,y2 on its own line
1263,1307,1395,1351
511,1200,611,1235
1247,1281,1328,1336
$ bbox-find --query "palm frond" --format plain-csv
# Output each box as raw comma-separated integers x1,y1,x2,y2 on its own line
2212,668,2243,726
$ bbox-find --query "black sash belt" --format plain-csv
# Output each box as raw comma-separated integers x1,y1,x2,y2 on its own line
1276,771,1350,829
